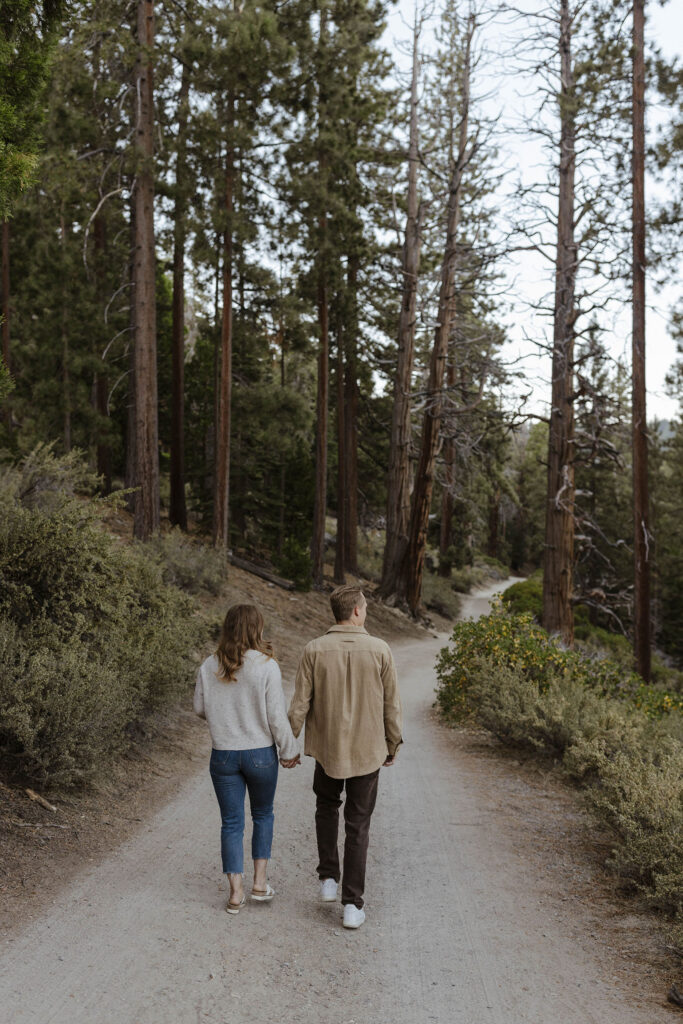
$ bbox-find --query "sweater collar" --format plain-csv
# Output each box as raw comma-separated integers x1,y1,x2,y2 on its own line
325,624,369,634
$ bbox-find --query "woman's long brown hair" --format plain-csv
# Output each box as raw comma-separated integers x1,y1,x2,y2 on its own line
216,604,273,682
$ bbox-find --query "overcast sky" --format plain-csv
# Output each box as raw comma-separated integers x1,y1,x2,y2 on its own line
384,0,681,420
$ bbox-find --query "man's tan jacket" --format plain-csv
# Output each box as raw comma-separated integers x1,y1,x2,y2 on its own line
288,625,402,779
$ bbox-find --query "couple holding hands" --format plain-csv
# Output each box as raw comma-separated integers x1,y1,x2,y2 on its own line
193,584,403,930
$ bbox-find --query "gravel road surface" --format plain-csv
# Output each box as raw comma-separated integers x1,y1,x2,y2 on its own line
0,583,667,1023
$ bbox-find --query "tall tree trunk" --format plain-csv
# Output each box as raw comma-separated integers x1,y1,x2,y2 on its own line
131,0,159,540
487,484,500,560
310,8,329,588
277,311,286,557
1,220,9,373
438,359,456,576
60,216,71,451
2,219,10,430
632,0,650,680
334,318,346,584
380,14,422,598
343,255,359,575
311,271,329,586
402,16,473,615
170,60,190,530
542,0,576,644
93,214,112,491
213,92,235,549
125,204,136,502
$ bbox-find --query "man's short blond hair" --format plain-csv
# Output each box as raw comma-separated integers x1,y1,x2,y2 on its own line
330,584,365,623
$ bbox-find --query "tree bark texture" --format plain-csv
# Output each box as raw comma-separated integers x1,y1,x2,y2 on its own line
542,0,576,645
60,216,71,451
125,203,136,501
438,359,457,576
402,17,473,615
343,256,359,575
131,0,160,540
487,485,500,560
632,0,650,680
1,219,9,373
334,320,346,584
310,8,329,588
2,218,11,430
93,215,112,491
170,60,190,531
380,15,422,598
213,92,235,550
311,271,329,586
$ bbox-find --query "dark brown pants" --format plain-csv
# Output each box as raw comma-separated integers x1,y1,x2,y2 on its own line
313,762,380,909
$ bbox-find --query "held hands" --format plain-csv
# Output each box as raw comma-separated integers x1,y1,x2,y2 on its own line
280,754,301,769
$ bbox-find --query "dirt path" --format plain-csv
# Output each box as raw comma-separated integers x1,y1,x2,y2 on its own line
0,584,672,1023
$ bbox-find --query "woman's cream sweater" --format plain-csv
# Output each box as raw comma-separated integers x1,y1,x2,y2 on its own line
194,650,299,759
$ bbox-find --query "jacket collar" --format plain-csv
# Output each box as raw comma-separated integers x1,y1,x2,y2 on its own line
325,624,369,634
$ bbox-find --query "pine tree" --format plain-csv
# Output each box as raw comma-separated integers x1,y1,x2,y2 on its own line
379,9,424,597
130,0,160,540
0,1,64,403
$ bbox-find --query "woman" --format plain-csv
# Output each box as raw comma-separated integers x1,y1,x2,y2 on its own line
194,603,300,914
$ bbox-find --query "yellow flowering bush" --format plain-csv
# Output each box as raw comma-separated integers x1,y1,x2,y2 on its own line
435,599,683,721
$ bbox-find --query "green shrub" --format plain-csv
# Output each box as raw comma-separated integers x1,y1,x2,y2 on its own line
421,573,462,620
0,442,98,509
0,356,14,402
466,657,643,776
435,608,683,944
589,748,683,938
144,529,226,595
475,554,510,577
356,528,385,582
501,573,543,617
0,449,202,786
0,618,134,785
275,536,312,591
435,600,683,720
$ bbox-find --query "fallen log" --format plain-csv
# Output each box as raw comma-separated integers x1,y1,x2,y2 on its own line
229,554,295,591
25,789,57,812
12,821,68,829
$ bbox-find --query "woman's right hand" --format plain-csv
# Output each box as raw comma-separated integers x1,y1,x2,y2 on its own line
280,755,301,768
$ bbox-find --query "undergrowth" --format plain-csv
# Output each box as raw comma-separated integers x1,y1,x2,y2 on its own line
0,448,204,787
435,602,683,945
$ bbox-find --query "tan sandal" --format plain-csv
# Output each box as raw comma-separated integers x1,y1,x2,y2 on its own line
250,883,275,903
226,895,246,915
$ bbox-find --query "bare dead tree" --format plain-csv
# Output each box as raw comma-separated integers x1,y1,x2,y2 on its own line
402,12,476,615
379,7,425,598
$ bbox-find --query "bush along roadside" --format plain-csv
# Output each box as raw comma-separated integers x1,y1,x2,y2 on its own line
0,448,207,787
435,601,683,945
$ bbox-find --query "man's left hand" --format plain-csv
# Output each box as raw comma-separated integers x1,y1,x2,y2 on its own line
382,754,396,767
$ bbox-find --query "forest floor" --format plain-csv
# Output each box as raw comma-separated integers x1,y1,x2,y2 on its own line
0,574,680,1022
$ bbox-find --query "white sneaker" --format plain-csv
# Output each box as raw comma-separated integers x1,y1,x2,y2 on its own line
343,904,366,929
320,878,337,902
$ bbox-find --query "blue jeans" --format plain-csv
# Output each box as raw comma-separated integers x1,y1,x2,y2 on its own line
209,745,279,874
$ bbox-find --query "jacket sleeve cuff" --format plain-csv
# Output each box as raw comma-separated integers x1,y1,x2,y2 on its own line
386,737,403,757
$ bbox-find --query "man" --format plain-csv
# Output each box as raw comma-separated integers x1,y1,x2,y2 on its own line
288,584,402,929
